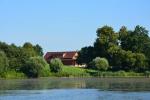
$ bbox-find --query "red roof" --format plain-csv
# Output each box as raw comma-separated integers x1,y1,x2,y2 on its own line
44,51,78,60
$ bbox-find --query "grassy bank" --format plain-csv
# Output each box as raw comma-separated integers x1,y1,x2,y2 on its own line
51,66,149,78
51,66,90,77
1,66,150,79
0,70,26,79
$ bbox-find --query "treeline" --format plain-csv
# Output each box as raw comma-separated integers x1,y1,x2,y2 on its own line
77,25,150,72
0,42,50,78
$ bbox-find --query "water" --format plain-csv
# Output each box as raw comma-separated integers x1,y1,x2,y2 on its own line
0,78,150,100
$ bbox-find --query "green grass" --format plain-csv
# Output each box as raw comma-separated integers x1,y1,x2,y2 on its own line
52,66,90,77
51,65,147,77
0,66,149,78
1,70,26,79
87,70,145,77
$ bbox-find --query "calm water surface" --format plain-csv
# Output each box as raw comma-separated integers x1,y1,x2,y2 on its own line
0,78,150,100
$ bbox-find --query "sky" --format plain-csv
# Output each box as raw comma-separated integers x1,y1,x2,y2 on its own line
0,0,150,53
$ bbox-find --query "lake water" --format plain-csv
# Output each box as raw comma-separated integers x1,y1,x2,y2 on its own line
0,78,150,100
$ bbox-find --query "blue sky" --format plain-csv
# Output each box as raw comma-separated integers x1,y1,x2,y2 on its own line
0,0,150,53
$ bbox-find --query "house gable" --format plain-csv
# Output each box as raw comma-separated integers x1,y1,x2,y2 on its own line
44,51,78,66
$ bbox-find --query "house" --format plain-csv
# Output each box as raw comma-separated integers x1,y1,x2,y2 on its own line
44,51,78,66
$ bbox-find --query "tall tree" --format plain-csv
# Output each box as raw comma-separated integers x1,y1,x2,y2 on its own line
0,51,9,74
77,46,94,64
94,26,118,59
119,25,149,53
23,42,37,57
34,44,44,56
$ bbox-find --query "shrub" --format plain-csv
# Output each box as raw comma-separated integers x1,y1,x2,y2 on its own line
21,56,50,78
92,57,109,71
0,51,9,76
144,71,150,77
2,70,26,79
49,58,63,73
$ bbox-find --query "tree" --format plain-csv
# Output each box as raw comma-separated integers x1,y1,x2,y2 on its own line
96,26,118,45
119,26,128,47
0,42,28,71
34,44,44,56
21,57,50,77
120,25,149,53
134,53,147,72
107,43,123,68
78,25,150,72
77,46,94,65
121,51,136,71
0,51,9,75
23,42,37,57
8,47,28,71
91,57,109,71
94,26,118,58
49,58,63,73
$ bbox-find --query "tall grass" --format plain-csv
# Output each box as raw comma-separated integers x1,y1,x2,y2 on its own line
1,70,26,79
53,66,146,77
86,70,145,77
52,66,90,77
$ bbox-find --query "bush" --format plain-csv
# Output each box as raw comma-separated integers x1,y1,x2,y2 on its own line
21,56,50,78
49,58,63,73
92,57,109,71
0,51,9,76
2,70,26,79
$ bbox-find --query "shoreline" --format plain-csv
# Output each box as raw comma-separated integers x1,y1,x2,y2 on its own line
0,75,149,79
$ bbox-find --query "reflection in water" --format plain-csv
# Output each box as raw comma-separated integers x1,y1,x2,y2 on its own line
0,78,150,91
1,78,150,100
0,89,150,100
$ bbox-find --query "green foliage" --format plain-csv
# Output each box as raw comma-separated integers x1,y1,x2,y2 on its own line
23,42,38,57
94,26,118,58
91,57,109,71
144,71,150,77
52,66,146,77
107,43,123,67
21,57,50,78
96,26,118,45
120,25,150,53
89,70,144,77
34,44,44,56
121,51,136,71
2,70,26,79
0,41,46,78
49,58,63,73
78,25,150,73
77,46,94,64
23,42,44,57
134,53,147,72
0,51,9,75
1,25,150,78
53,66,89,77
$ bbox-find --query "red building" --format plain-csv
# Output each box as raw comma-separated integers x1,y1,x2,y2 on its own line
44,51,78,66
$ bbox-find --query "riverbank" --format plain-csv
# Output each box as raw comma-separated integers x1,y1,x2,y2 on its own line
1,66,150,79
50,66,149,78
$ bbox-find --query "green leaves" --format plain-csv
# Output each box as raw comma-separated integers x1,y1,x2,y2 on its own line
77,46,94,64
91,57,109,71
49,58,63,73
0,51,9,75
97,26,118,45
0,41,45,78
21,57,50,78
79,25,150,72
